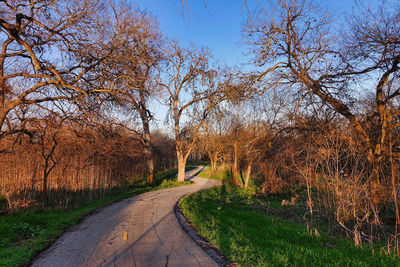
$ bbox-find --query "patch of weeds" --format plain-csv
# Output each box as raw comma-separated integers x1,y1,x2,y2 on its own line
158,179,192,189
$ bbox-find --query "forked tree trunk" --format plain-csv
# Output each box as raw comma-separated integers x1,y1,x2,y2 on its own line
210,153,218,175
42,161,56,197
42,137,58,197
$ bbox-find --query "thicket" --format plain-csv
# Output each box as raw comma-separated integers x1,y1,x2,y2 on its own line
195,109,400,252
188,0,400,253
0,120,176,212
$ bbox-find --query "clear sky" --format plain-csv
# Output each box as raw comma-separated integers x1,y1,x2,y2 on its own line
133,0,252,67
133,0,381,67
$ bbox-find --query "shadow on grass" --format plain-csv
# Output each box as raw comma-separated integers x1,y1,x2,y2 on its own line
180,183,400,266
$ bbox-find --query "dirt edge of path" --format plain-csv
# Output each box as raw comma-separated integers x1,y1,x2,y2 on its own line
174,196,231,267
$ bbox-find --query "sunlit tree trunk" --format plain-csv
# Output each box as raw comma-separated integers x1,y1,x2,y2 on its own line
209,152,218,175
244,160,253,188
232,141,238,183
176,149,187,182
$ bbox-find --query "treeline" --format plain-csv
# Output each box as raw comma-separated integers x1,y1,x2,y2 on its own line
0,0,224,212
0,0,184,211
0,116,176,210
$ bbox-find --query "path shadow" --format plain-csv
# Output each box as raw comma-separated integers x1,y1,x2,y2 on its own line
185,166,206,181
99,171,218,267
99,210,173,267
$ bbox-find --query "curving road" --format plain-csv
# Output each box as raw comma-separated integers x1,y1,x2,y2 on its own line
31,166,220,267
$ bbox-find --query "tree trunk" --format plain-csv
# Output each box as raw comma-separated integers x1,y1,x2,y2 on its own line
0,108,9,136
233,141,238,182
142,129,155,185
177,150,186,182
41,135,58,198
43,169,48,196
210,153,218,175
139,90,156,184
144,147,155,184
244,161,253,188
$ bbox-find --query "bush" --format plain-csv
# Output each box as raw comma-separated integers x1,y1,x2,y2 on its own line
260,176,289,195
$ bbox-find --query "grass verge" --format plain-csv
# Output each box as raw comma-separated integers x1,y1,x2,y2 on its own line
180,184,399,266
0,166,195,267
197,165,258,188
197,165,232,181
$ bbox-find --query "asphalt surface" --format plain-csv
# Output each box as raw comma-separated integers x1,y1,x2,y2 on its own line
31,166,221,267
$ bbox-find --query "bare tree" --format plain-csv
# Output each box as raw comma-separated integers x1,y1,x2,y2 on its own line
199,113,227,175
0,0,119,139
158,42,220,182
241,121,270,188
244,0,400,203
101,5,163,184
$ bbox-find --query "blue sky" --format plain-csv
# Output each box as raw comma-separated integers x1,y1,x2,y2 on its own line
133,0,381,67
133,0,251,66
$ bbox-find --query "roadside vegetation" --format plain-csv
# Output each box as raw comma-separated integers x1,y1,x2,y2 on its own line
1,0,400,265
197,165,232,181
180,170,400,266
197,165,256,187
0,167,194,267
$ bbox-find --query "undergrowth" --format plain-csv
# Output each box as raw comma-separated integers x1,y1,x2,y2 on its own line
182,166,400,266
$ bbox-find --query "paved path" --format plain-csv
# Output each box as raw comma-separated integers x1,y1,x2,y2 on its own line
31,167,220,267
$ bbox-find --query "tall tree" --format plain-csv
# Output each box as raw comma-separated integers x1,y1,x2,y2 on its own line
200,115,226,175
159,42,220,182
101,5,163,184
244,0,400,202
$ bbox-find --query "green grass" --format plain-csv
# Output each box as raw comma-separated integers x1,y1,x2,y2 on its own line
197,165,258,188
180,184,400,266
197,165,233,181
0,166,195,267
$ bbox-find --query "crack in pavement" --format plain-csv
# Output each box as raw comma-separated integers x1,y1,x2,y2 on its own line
164,243,175,267
185,247,201,267
151,206,165,247
130,247,137,267
165,253,169,267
